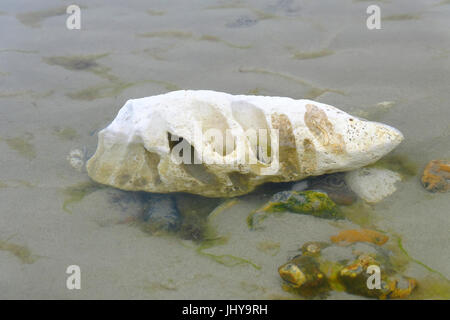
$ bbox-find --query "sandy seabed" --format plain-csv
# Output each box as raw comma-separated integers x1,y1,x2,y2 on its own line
0,0,449,299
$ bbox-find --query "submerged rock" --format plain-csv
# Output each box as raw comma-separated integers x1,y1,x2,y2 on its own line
338,254,417,299
278,255,329,296
421,159,450,193
142,194,182,232
87,90,404,197
262,190,343,219
307,173,358,205
345,167,402,203
278,238,417,299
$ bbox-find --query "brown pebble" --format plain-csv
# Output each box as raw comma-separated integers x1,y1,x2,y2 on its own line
421,160,450,193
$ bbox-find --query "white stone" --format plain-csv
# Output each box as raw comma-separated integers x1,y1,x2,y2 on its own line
87,90,404,197
345,167,402,203
67,148,85,172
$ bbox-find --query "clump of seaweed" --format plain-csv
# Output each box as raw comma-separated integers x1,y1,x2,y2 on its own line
3,133,36,160
248,190,343,228
53,127,78,141
0,237,37,264
383,14,420,21
43,54,117,81
16,7,67,28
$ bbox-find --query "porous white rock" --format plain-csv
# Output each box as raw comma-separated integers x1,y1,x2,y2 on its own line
87,90,404,197
345,167,402,203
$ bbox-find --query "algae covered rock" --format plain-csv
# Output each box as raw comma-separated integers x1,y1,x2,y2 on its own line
338,254,417,299
278,235,417,299
278,255,329,297
261,190,343,219
421,159,450,193
307,173,358,205
86,90,404,197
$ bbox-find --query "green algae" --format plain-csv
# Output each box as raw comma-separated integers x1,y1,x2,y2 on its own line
4,134,36,160
247,88,263,95
0,90,33,98
67,79,179,101
43,54,117,82
135,46,176,61
409,275,450,299
304,87,344,100
199,35,251,49
262,191,342,219
66,82,134,100
197,246,261,270
146,9,166,16
196,206,261,270
291,49,334,60
62,181,105,213
0,179,35,188
256,241,280,256
340,201,380,228
384,14,420,21
142,279,177,292
248,191,343,229
0,89,53,99
16,7,67,28
137,31,250,49
53,127,78,141
395,235,448,281
372,154,418,179
196,234,259,269
137,30,194,39
0,237,36,264
238,67,344,99
0,49,39,54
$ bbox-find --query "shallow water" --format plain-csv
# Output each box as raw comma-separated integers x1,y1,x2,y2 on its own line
0,0,449,299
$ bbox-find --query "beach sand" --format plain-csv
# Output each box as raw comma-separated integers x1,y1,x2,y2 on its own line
0,0,449,299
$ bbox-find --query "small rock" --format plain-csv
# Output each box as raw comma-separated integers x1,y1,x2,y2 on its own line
262,190,343,220
421,160,450,193
338,254,417,299
345,167,401,203
67,148,86,172
278,255,328,296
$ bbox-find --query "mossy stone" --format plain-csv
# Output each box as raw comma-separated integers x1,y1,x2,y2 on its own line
263,190,343,219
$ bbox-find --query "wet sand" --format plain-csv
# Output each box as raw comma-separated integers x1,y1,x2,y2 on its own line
0,0,449,299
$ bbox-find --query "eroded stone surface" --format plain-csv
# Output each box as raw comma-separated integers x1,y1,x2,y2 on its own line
87,90,404,197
